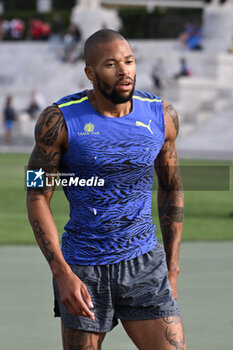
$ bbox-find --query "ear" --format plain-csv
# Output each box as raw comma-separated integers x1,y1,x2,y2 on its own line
84,66,94,82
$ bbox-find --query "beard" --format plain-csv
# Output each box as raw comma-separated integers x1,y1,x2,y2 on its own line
95,72,136,104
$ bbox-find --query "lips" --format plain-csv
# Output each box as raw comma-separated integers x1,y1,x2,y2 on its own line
116,79,133,91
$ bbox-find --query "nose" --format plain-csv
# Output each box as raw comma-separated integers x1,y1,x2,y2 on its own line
117,62,129,77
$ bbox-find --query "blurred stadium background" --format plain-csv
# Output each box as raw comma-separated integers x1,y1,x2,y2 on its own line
0,1,233,349
1,0,233,157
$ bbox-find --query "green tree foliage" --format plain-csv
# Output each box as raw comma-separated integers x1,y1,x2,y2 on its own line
119,7,202,39
3,0,76,11
2,1,202,39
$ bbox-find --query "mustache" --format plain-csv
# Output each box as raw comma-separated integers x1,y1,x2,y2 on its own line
115,76,135,86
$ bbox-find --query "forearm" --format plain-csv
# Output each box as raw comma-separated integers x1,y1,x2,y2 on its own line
158,188,184,271
27,194,71,279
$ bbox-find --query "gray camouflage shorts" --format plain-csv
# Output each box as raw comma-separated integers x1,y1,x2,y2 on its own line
53,243,180,332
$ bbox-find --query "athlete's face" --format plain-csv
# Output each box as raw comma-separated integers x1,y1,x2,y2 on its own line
88,39,136,104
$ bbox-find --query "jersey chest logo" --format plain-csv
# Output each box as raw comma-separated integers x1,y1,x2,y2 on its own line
136,120,153,134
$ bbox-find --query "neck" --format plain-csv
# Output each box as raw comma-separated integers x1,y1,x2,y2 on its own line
86,89,132,118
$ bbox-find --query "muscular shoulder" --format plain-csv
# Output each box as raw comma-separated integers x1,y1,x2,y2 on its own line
162,100,179,142
35,105,68,152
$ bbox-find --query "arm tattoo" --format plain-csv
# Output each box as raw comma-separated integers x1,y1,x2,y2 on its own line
27,106,66,193
27,196,42,203
28,146,59,174
157,103,183,266
156,159,184,263
159,206,182,262
159,194,184,223
159,141,178,163
27,145,60,194
35,106,67,147
158,190,184,262
157,163,183,192
32,105,66,168
166,103,179,137
32,220,54,264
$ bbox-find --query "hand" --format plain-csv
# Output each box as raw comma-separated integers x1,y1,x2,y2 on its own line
56,270,95,320
168,266,180,300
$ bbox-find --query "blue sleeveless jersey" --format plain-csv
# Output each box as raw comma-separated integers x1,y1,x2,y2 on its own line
55,90,165,265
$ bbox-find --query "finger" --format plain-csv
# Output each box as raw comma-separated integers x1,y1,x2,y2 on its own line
81,310,90,317
81,285,94,309
168,278,177,299
63,298,93,319
171,285,177,299
78,297,95,320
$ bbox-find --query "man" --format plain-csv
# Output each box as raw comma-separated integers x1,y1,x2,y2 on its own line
3,95,17,142
27,29,186,350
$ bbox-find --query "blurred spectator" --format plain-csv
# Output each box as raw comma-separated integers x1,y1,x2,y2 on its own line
50,13,64,42
0,17,25,40
187,25,202,50
29,18,51,40
0,18,11,40
49,13,65,55
26,90,46,119
174,58,192,79
10,18,25,40
151,58,165,96
0,16,4,40
179,22,193,46
3,95,17,142
179,23,203,51
62,24,81,62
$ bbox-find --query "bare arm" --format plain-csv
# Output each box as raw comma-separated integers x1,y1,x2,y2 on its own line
155,101,184,299
27,105,94,319
27,105,67,270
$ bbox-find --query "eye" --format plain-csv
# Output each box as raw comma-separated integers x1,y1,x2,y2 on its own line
106,62,115,67
126,59,133,64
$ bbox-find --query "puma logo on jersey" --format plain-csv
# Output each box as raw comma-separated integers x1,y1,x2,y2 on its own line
136,120,153,134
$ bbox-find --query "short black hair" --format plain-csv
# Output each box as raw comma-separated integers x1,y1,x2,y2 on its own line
84,29,126,66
